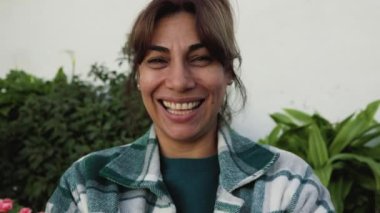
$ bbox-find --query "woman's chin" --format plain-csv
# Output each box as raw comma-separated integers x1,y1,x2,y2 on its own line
159,124,203,143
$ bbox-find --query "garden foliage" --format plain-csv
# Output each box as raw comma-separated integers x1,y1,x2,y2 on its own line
0,65,150,211
259,101,380,213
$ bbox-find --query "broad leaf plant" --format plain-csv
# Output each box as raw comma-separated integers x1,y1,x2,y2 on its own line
259,100,380,213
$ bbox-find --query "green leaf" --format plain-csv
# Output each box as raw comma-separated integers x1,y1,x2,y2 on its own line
284,108,313,125
364,100,380,119
53,67,68,84
277,126,309,160
329,153,380,190
352,146,380,160
328,177,353,213
270,112,297,126
351,124,380,147
330,100,380,155
314,163,332,187
307,124,329,168
267,125,283,145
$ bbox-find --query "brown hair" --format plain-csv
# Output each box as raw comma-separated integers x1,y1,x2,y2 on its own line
123,0,246,123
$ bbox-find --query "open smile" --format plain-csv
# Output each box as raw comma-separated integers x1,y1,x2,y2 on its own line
159,100,204,115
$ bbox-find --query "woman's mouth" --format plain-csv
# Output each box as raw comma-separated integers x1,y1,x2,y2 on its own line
160,100,203,115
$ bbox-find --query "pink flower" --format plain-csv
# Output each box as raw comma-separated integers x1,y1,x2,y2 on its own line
18,208,32,213
0,198,13,212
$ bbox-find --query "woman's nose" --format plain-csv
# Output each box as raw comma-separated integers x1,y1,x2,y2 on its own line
165,61,196,92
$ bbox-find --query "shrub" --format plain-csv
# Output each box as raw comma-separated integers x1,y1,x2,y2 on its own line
0,65,150,211
259,100,380,213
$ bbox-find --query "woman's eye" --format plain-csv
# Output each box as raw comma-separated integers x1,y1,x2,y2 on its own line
190,55,213,67
146,57,168,69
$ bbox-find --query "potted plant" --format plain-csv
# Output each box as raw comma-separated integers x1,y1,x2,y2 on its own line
259,100,380,213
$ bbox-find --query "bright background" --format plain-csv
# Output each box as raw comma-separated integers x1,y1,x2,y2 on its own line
1,0,379,140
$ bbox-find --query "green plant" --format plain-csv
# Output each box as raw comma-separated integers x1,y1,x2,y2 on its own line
259,100,380,213
0,65,150,211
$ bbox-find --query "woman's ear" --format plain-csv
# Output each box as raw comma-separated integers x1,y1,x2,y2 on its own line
227,78,233,85
135,68,140,90
226,69,234,86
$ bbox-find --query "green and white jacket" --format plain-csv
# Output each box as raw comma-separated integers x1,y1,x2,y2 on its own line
46,126,335,213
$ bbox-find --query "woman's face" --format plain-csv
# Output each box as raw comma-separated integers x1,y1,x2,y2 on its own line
138,12,231,145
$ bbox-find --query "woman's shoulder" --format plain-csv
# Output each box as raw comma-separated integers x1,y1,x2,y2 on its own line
69,131,152,174
60,133,150,184
263,145,312,176
78,144,129,165
58,145,128,184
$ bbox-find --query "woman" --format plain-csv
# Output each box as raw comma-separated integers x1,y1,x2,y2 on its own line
46,0,335,212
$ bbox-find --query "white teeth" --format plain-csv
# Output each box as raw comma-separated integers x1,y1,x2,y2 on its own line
167,109,192,115
162,100,201,110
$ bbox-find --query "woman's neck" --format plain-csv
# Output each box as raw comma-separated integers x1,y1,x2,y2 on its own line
156,127,218,159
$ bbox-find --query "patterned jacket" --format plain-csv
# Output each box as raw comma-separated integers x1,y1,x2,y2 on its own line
46,126,335,212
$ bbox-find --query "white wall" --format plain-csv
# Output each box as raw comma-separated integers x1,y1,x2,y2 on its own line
1,0,379,140
0,0,152,80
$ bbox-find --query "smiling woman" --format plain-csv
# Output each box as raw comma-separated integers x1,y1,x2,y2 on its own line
138,12,231,158
46,0,335,212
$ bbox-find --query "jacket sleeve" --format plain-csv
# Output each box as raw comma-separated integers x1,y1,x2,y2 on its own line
45,178,81,212
45,163,86,213
290,166,335,213
266,148,335,213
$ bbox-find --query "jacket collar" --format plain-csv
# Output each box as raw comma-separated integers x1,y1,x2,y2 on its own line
99,127,168,197
217,125,279,192
99,125,279,196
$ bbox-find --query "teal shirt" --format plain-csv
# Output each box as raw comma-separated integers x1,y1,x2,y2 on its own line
160,155,219,213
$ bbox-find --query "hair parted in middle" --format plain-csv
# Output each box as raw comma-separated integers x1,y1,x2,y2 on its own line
124,0,246,123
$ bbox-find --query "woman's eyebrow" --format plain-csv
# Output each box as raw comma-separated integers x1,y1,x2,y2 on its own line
189,43,205,52
147,43,205,53
148,45,169,53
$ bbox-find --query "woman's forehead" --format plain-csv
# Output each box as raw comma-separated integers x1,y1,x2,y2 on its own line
149,12,201,49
